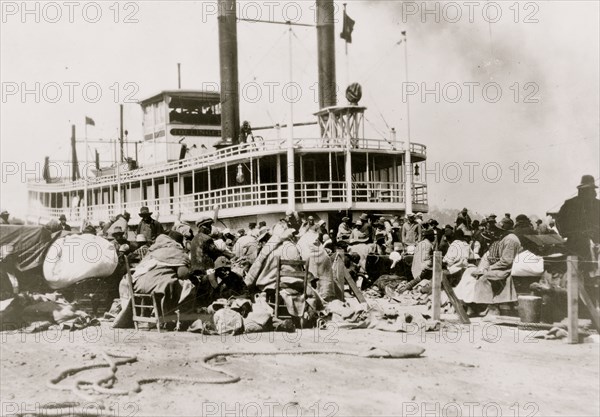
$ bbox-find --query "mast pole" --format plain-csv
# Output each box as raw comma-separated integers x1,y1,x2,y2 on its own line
118,105,124,214
84,121,88,223
403,31,413,215
119,104,124,162
287,22,296,213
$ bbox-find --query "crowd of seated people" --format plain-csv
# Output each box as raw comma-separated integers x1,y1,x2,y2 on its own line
67,201,568,323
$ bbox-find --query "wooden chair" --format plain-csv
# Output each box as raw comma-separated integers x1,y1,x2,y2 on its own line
271,257,310,322
123,257,163,332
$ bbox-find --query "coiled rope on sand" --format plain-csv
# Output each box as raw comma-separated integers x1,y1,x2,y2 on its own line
22,345,424,417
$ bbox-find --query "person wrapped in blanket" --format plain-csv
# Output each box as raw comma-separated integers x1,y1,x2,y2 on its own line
245,229,324,323
397,229,436,293
454,217,520,317
129,231,196,317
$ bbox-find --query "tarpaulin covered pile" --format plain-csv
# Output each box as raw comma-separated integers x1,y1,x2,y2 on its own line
0,225,61,273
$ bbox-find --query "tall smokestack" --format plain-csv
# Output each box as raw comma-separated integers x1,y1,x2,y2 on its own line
316,0,337,108
70,124,80,181
218,0,240,145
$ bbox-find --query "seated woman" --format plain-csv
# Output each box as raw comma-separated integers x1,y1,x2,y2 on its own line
454,218,520,317
443,229,474,286
245,229,323,320
130,231,196,317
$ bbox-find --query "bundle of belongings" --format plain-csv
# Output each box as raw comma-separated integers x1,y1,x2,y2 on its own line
0,292,99,333
319,299,440,333
186,295,295,335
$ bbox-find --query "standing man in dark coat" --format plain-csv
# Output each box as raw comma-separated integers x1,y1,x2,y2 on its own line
190,217,233,275
136,206,164,243
557,175,600,269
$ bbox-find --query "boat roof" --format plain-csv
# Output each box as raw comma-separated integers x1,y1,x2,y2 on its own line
140,90,221,106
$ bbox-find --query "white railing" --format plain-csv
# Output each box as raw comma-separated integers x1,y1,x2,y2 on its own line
352,181,404,204
297,181,347,204
29,180,427,223
28,137,427,192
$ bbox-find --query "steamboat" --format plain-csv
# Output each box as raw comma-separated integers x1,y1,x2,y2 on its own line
26,0,429,230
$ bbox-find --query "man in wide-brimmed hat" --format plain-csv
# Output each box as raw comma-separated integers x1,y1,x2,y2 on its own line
557,175,600,266
58,214,71,231
190,216,233,275
136,206,164,243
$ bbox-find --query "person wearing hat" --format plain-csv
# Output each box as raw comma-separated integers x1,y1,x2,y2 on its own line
0,210,9,225
557,175,600,267
208,256,246,300
336,216,352,243
136,206,164,243
454,216,520,317
233,227,260,263
111,226,132,254
58,215,71,231
402,213,421,246
357,213,375,243
255,226,273,254
128,234,150,263
390,220,403,245
190,216,233,275
349,219,370,244
456,208,472,230
512,214,535,243
427,219,442,248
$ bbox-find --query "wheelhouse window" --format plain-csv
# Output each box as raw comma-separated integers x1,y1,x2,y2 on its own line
167,96,221,126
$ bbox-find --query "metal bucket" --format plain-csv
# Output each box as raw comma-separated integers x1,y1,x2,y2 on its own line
518,295,543,323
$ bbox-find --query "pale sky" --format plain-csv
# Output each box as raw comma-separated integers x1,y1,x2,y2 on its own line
1,0,599,219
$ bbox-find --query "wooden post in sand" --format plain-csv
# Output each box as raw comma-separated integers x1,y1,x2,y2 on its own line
567,256,579,344
432,251,443,320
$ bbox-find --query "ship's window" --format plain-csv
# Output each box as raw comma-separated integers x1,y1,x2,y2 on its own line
167,96,221,125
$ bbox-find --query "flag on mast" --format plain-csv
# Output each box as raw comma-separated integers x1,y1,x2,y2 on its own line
340,5,355,43
85,116,95,126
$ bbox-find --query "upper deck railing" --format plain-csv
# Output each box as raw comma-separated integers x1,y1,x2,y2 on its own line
27,137,427,192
